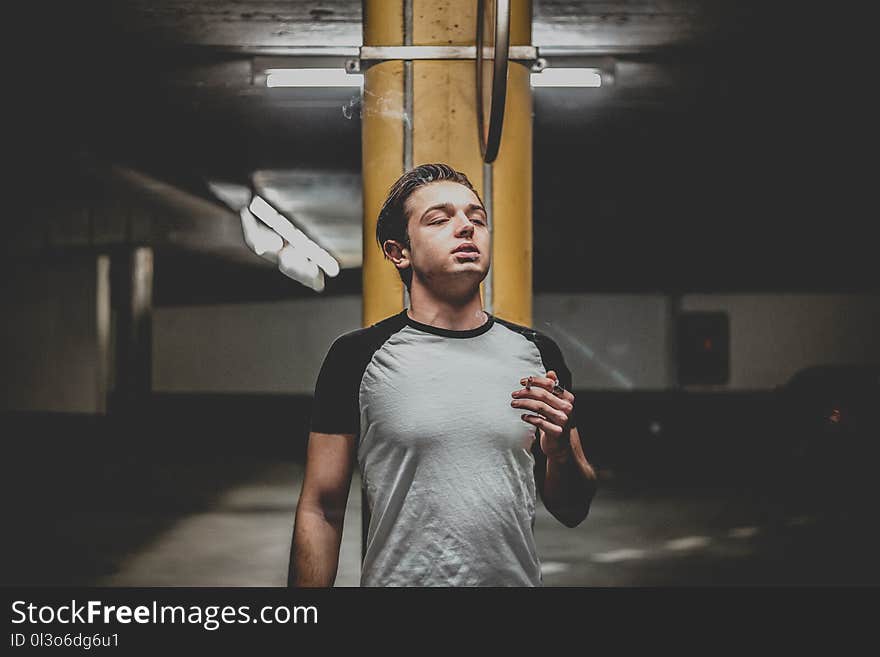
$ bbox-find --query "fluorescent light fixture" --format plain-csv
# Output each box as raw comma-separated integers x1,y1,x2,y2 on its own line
248,195,341,278
278,244,325,292
265,68,363,88
530,68,603,88
240,207,283,258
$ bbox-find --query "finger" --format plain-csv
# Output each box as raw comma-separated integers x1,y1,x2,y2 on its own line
520,413,563,437
512,398,569,427
520,374,556,393
544,370,563,397
511,385,573,413
545,371,568,400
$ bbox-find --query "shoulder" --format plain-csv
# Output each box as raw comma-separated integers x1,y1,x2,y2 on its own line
493,314,570,375
324,310,409,358
312,314,407,436
493,314,536,338
492,315,561,352
313,311,409,402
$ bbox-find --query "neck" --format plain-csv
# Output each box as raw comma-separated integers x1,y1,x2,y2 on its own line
407,285,487,331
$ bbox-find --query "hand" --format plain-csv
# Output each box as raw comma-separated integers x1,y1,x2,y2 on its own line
511,370,575,463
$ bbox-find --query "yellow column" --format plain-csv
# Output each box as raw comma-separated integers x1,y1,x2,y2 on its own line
362,1,405,327
362,0,533,328
487,1,533,327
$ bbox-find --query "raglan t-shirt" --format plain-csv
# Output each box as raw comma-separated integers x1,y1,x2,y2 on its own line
310,308,578,587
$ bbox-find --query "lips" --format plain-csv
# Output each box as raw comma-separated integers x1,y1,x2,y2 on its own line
452,243,479,254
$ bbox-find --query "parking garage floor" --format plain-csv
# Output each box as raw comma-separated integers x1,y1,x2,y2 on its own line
5,459,875,587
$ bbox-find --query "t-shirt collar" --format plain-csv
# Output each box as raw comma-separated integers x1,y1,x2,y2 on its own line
402,308,494,338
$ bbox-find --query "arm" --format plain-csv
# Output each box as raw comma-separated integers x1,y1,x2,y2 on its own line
516,371,598,528
538,425,597,528
289,431,356,587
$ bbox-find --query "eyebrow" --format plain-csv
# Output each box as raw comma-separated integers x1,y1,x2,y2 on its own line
419,202,487,223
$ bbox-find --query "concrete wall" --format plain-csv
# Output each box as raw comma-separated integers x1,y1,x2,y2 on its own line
152,294,672,393
152,295,362,394
6,282,876,412
534,294,670,390
681,294,880,389
153,293,880,394
1,256,106,413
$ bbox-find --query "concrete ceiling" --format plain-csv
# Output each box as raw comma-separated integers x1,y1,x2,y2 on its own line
8,1,875,293
99,1,757,50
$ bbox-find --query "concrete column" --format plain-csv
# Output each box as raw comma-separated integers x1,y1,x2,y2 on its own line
96,254,111,414
110,246,153,415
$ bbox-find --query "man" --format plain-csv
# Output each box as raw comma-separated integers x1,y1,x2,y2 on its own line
290,163,597,587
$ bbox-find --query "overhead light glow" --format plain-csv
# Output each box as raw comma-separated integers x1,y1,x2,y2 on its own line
530,68,603,88
248,195,341,279
240,207,283,258
209,181,252,211
278,244,325,292
265,68,363,88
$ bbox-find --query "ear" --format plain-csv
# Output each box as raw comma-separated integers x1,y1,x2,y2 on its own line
383,240,411,271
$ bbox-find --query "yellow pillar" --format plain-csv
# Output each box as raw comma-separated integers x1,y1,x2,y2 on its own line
489,3,533,328
362,0,533,328
362,1,405,327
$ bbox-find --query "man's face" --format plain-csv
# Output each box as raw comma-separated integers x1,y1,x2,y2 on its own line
398,181,491,296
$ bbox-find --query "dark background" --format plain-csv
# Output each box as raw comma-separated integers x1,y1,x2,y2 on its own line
2,1,878,586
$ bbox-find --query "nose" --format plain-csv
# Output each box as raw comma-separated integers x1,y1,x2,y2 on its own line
452,211,475,237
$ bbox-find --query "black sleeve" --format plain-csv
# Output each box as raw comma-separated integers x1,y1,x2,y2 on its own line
531,332,578,431
310,334,361,436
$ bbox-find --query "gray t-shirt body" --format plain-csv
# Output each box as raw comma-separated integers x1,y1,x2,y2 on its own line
310,309,577,587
